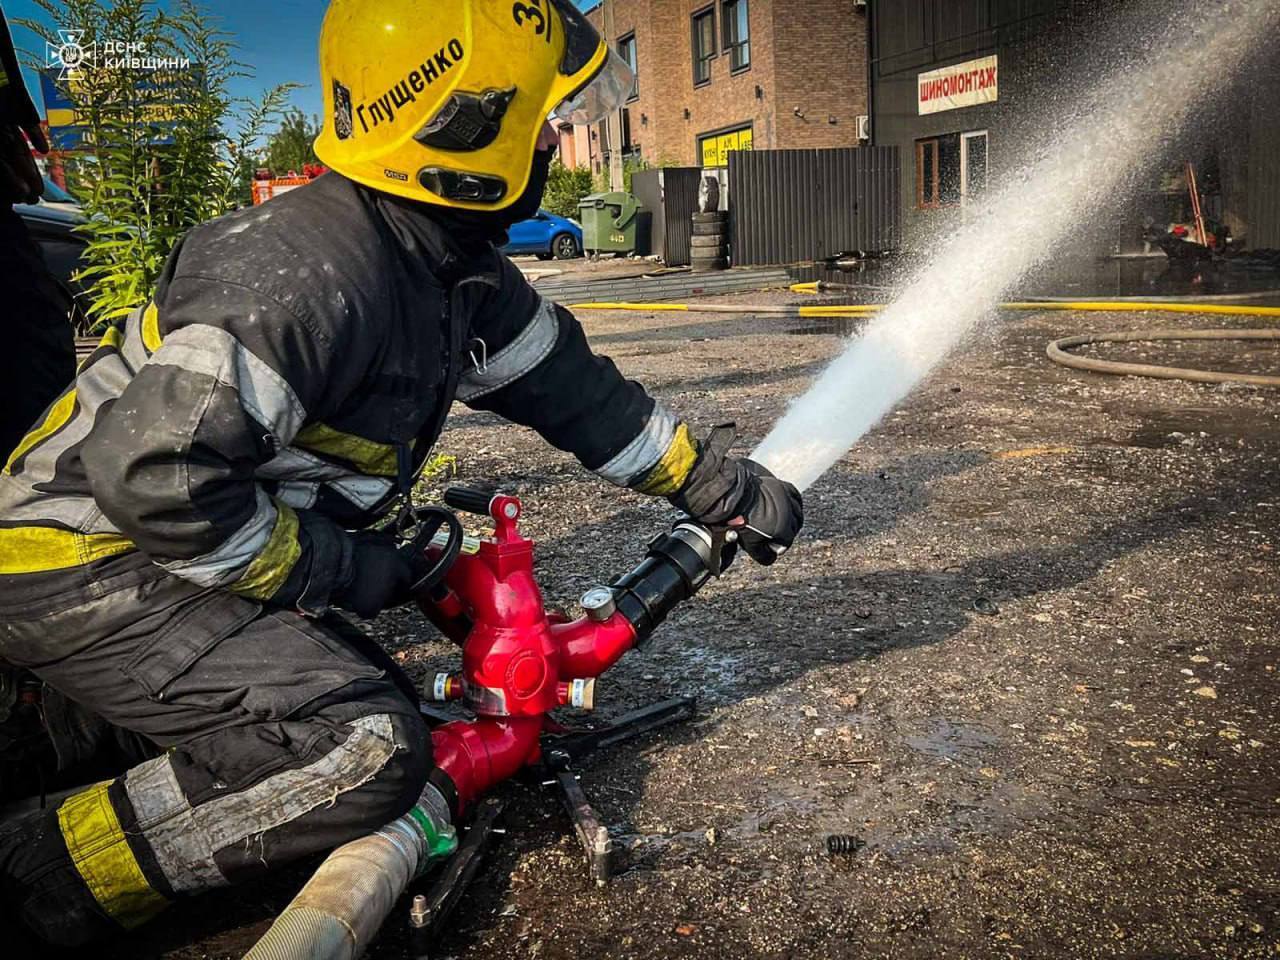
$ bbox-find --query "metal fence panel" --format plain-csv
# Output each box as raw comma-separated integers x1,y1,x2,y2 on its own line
729,147,900,266
632,167,702,266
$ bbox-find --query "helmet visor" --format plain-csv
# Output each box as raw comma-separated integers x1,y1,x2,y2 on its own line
551,49,635,126
549,0,604,76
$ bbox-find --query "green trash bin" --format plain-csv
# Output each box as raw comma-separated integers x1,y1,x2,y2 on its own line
578,191,642,255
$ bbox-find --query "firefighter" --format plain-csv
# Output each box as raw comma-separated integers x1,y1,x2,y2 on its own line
0,0,802,948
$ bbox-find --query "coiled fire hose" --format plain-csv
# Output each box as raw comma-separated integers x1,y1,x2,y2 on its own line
1046,328,1280,387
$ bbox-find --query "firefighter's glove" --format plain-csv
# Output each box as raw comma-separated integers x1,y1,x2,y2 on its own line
334,531,419,619
670,425,804,566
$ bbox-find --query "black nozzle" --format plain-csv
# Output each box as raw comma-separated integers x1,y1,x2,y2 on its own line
443,486,498,517
612,523,719,645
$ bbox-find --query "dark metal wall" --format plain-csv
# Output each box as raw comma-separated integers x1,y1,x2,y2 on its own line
868,0,1120,247
631,167,702,266
1246,61,1280,249
727,147,901,266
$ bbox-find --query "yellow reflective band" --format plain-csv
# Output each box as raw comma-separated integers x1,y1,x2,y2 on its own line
0,526,135,574
57,782,168,929
294,423,399,477
142,302,163,353
98,325,124,351
79,326,125,372
231,500,302,599
4,389,78,474
636,422,698,496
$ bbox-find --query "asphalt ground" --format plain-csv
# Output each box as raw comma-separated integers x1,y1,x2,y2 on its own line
108,293,1279,960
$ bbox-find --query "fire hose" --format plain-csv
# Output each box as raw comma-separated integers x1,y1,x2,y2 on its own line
1046,328,1280,387
570,297,1280,387
244,488,725,960
569,297,1280,319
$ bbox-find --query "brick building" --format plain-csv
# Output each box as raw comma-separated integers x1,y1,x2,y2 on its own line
562,0,870,174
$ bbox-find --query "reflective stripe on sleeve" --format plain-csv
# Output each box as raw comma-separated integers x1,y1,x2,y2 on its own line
594,405,679,487
121,304,150,371
229,499,301,600
147,324,307,443
634,422,698,496
159,488,281,588
57,782,168,929
292,423,399,477
141,302,163,353
456,297,559,403
259,448,397,511
3,389,78,474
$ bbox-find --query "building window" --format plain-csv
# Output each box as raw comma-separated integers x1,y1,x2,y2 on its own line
916,134,961,209
618,32,638,100
620,108,635,155
722,0,750,72
692,7,716,86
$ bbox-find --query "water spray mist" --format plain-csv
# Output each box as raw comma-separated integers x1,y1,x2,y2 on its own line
751,0,1280,492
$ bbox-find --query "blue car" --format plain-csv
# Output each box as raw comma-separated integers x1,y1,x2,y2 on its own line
502,209,582,260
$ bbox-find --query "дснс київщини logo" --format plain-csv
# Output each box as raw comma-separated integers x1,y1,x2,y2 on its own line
46,30,93,79
46,30,191,78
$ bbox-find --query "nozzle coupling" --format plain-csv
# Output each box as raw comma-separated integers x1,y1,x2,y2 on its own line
557,678,596,710
430,672,464,702
612,523,717,645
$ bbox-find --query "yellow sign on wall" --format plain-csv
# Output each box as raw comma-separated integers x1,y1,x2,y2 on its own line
699,126,753,168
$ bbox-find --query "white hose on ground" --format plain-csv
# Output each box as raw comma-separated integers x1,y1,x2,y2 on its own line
243,784,455,960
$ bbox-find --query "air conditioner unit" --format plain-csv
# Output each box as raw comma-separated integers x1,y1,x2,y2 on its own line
855,115,870,140
852,0,867,9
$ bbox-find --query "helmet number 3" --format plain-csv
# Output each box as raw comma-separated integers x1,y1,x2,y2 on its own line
512,1,554,44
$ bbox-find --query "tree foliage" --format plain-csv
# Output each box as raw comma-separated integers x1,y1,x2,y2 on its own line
264,106,320,177
543,159,593,219
20,0,293,329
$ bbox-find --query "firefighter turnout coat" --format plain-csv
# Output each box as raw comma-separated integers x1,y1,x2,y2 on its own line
0,172,698,628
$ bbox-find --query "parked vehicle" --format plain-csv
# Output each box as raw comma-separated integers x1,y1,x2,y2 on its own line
15,200,90,331
502,209,582,260
36,176,82,215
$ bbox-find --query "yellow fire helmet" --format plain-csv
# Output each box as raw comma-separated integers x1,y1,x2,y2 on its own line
315,0,633,210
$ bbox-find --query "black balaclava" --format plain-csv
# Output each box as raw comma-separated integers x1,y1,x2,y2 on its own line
432,147,555,254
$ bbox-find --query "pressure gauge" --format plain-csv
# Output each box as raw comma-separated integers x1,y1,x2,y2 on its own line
580,586,617,622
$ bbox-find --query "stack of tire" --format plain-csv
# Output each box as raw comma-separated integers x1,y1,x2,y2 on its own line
691,211,729,273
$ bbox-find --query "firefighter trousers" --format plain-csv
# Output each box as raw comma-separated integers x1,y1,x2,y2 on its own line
0,552,432,947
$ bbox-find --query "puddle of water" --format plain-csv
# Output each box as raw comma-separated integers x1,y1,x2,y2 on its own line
905,717,1001,765
670,644,748,700
1022,256,1280,301
612,782,822,870
797,257,1280,305
1102,404,1280,450
787,317,870,338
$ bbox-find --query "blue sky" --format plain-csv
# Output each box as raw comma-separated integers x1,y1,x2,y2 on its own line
7,0,329,120
6,0,598,124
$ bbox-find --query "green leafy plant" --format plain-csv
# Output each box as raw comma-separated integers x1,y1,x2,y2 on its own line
593,155,658,195
543,158,593,219
20,0,293,329
264,106,321,177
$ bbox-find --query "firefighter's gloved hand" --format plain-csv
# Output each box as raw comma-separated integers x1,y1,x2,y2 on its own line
669,425,804,566
728,459,804,566
333,531,419,619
